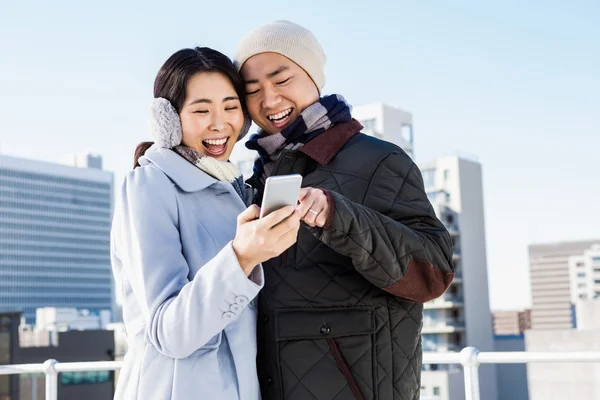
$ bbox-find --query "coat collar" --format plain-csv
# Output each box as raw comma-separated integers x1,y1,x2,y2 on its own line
139,146,217,192
299,119,363,165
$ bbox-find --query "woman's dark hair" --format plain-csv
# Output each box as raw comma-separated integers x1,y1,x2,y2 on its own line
133,47,246,168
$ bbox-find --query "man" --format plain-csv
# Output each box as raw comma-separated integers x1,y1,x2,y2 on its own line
234,20,455,400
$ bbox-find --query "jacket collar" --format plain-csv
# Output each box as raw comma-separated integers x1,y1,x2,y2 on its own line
139,146,217,192
299,119,363,165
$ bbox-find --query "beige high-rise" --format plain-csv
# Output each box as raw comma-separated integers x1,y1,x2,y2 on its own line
529,240,600,329
493,310,532,335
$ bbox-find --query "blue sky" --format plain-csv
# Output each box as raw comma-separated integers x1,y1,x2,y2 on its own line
1,0,598,310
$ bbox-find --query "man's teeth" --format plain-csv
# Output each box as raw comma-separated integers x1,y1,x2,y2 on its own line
204,138,228,145
268,109,292,121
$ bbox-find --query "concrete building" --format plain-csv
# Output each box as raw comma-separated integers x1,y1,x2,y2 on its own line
492,309,531,335
525,300,600,400
529,240,600,330
494,334,530,400
0,153,114,323
352,102,414,158
418,156,498,400
574,298,600,330
35,307,112,332
420,370,465,400
2,311,116,400
568,244,600,306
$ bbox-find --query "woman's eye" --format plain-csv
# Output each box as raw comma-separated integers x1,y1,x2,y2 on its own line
276,78,290,85
225,106,239,111
194,110,208,114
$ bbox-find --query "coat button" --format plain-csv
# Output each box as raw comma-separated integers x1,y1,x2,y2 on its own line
235,295,249,306
222,312,235,321
263,315,269,324
320,325,331,335
230,304,241,314
267,377,273,385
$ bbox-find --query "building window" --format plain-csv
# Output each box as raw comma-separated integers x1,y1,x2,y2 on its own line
401,124,413,145
361,118,376,133
421,169,435,188
577,272,586,278
433,387,441,396
443,169,449,181
60,371,111,385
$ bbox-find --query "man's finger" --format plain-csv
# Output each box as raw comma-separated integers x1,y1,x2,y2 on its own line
296,196,316,219
298,187,311,202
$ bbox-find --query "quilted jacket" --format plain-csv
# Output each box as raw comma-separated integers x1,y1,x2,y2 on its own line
247,119,455,400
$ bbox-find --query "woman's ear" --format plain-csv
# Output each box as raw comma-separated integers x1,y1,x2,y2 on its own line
149,98,182,148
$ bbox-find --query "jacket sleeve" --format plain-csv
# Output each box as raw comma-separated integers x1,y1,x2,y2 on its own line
112,167,263,359
314,151,454,303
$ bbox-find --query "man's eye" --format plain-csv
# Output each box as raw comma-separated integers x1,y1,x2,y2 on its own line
276,78,290,85
246,89,260,95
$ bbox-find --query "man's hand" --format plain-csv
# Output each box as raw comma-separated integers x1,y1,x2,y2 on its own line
296,187,330,228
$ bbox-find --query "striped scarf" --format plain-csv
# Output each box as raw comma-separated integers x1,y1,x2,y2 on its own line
245,94,352,182
172,146,247,202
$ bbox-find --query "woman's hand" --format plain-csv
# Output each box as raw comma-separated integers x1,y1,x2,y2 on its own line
232,205,301,275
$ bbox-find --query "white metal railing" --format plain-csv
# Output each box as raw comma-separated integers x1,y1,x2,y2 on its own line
1,348,600,400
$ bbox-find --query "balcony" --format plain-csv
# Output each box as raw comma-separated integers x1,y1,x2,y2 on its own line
422,318,466,334
452,250,461,262
424,294,464,309
446,224,460,237
3,348,600,400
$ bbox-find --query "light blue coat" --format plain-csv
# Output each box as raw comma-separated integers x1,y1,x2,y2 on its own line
111,147,263,400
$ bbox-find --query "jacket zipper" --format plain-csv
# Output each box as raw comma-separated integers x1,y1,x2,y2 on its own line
327,338,365,400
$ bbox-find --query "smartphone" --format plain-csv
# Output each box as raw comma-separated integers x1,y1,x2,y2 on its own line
259,174,303,219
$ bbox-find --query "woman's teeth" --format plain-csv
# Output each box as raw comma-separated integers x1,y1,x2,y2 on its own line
202,137,229,156
203,138,228,145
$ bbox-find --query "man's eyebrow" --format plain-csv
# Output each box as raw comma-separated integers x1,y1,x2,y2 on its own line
267,66,289,78
244,66,290,85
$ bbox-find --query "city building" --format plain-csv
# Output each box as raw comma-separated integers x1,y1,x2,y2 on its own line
529,240,600,330
418,156,498,400
568,243,600,305
494,334,529,400
0,153,115,323
525,300,600,400
2,311,116,400
352,102,414,158
35,307,112,332
492,309,532,335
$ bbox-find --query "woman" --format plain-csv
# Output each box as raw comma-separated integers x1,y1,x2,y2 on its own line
110,47,301,400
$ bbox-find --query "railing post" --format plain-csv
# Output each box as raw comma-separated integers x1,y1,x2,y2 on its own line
43,359,58,400
460,347,480,400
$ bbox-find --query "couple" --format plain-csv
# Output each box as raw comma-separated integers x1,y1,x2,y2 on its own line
111,20,455,400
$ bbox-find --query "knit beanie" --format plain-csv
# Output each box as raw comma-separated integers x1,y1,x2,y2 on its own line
234,20,326,92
